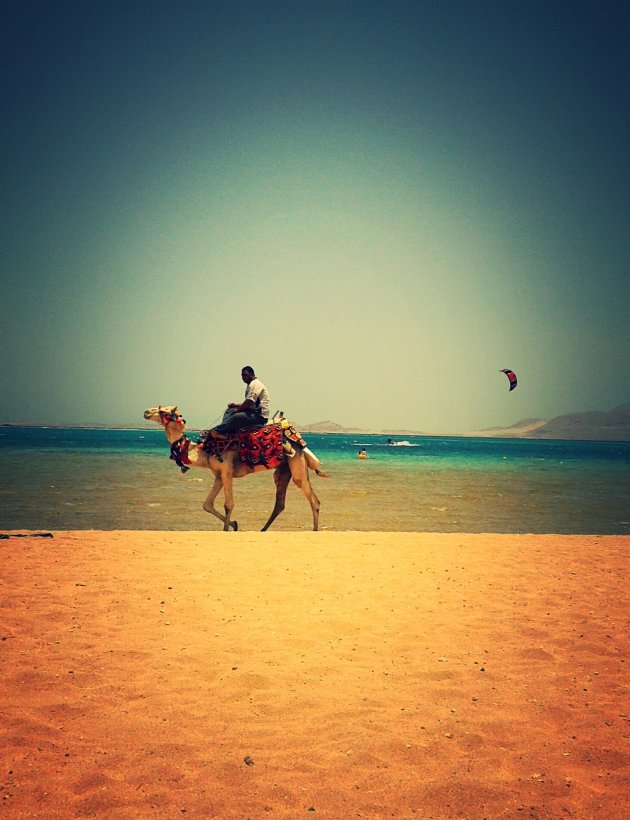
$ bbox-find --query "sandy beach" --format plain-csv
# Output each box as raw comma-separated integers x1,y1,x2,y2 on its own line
1,531,628,818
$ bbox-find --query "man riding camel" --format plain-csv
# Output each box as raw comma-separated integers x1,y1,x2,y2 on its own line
210,366,270,439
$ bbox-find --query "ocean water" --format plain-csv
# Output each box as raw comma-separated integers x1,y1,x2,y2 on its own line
1,427,629,533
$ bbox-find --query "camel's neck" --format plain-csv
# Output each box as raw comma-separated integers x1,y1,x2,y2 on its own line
162,420,207,469
163,420,188,444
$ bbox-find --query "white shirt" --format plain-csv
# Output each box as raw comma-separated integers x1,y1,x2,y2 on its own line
245,378,270,419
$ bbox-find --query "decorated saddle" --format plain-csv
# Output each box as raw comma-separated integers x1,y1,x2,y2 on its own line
195,420,307,471
197,424,283,469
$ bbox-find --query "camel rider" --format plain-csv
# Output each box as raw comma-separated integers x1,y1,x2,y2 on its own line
210,366,270,439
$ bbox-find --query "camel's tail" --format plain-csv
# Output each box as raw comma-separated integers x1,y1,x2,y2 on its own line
303,446,331,478
278,417,331,477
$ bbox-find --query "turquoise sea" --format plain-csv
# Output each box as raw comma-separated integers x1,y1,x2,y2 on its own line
1,427,629,533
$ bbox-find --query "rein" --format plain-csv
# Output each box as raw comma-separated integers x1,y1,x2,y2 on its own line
157,408,191,472
170,435,192,473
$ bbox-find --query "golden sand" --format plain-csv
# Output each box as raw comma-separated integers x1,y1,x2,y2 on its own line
1,531,628,818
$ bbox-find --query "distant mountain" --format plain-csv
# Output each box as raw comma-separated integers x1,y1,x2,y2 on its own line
524,402,630,441
298,420,351,433
473,419,547,437
302,403,630,440
299,420,427,435
472,403,630,441
298,420,385,434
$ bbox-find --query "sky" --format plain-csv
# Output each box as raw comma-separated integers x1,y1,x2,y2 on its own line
1,1,629,433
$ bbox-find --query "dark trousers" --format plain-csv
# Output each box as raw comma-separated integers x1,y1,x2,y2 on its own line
213,408,266,435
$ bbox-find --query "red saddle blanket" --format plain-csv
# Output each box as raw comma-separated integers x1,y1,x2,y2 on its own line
198,424,284,470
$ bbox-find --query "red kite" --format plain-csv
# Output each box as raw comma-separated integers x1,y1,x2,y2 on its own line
500,369,517,391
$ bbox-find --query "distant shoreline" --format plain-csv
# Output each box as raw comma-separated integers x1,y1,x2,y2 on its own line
2,401,629,440
2,419,629,441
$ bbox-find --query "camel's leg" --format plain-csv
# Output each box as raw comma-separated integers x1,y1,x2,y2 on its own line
261,462,292,531
289,455,320,531
221,470,235,532
202,475,238,531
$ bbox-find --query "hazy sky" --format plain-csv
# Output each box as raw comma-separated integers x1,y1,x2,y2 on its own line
2,1,628,432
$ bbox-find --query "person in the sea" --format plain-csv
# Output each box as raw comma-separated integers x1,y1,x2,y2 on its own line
210,366,270,439
358,448,368,459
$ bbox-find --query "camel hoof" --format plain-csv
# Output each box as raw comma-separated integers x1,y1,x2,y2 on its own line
232,521,238,531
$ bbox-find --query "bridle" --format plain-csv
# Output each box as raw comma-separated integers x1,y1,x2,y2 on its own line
158,406,186,426
153,407,191,472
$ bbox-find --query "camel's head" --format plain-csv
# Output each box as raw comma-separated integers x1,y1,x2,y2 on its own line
143,405,185,427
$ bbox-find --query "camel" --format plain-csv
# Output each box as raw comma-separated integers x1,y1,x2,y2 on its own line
143,406,328,532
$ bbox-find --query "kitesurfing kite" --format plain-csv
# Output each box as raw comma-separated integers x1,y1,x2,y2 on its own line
500,369,517,391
